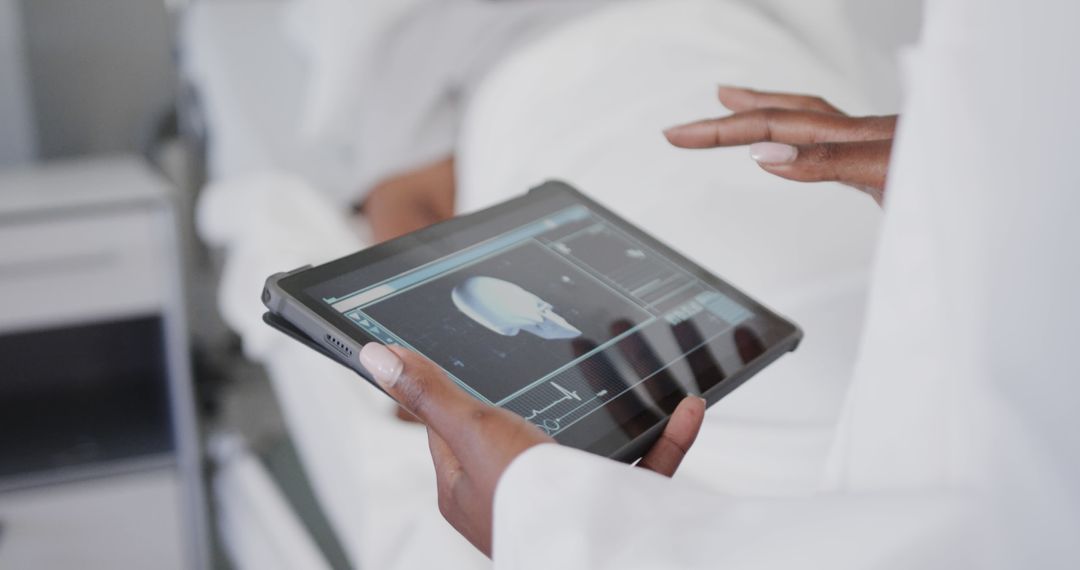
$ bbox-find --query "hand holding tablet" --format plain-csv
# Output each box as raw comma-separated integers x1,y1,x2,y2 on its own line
262,181,801,460
356,340,707,556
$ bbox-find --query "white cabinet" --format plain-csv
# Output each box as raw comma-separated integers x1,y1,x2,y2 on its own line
0,156,208,569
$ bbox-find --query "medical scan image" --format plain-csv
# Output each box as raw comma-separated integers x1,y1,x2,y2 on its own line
359,240,654,403
451,276,582,340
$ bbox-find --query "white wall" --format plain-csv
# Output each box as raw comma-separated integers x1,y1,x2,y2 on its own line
20,0,175,159
0,0,36,166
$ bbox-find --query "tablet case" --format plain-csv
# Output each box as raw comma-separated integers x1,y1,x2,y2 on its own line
266,299,798,464
261,181,802,463
263,312,354,372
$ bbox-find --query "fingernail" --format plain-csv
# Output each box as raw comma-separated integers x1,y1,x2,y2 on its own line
359,343,403,389
693,395,707,405
749,142,798,164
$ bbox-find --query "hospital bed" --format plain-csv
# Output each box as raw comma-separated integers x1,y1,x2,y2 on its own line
179,1,920,568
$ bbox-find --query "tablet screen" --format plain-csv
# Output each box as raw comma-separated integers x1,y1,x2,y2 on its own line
288,186,797,456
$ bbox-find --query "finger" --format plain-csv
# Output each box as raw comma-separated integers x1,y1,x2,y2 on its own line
637,396,707,477
717,86,841,114
360,343,483,444
362,344,554,474
395,405,422,423
664,109,896,149
750,139,893,203
670,320,725,393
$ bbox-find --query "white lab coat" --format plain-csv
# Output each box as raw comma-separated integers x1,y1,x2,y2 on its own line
491,1,1080,568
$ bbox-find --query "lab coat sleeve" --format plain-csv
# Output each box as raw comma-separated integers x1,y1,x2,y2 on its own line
493,444,968,570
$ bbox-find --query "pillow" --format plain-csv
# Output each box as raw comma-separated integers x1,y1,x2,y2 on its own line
282,0,431,146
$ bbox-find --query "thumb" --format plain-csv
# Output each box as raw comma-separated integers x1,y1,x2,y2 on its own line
359,343,482,439
749,140,892,204
637,396,706,477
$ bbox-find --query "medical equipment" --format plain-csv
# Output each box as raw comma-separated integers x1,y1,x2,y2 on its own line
262,182,802,460
0,157,208,569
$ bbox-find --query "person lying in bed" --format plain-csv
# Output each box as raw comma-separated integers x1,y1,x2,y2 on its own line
354,0,603,243
362,156,457,242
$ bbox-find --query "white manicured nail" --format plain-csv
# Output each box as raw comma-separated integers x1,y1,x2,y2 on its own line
750,142,798,164
359,343,403,389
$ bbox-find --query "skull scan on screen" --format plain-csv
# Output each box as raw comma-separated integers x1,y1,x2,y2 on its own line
451,276,582,340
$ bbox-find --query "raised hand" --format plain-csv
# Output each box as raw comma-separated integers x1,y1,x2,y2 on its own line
664,86,897,205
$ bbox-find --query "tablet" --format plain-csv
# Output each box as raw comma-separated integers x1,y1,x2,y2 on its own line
262,181,801,462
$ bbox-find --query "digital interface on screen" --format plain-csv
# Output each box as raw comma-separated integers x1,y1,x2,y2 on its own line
311,206,756,437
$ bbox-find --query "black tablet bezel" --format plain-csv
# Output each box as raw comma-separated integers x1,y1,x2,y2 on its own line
272,181,802,460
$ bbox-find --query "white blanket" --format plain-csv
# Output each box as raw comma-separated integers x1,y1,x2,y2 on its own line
199,0,889,567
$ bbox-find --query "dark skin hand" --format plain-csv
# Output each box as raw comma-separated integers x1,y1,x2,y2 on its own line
358,342,707,557
664,86,897,206
360,156,457,422
361,156,456,243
